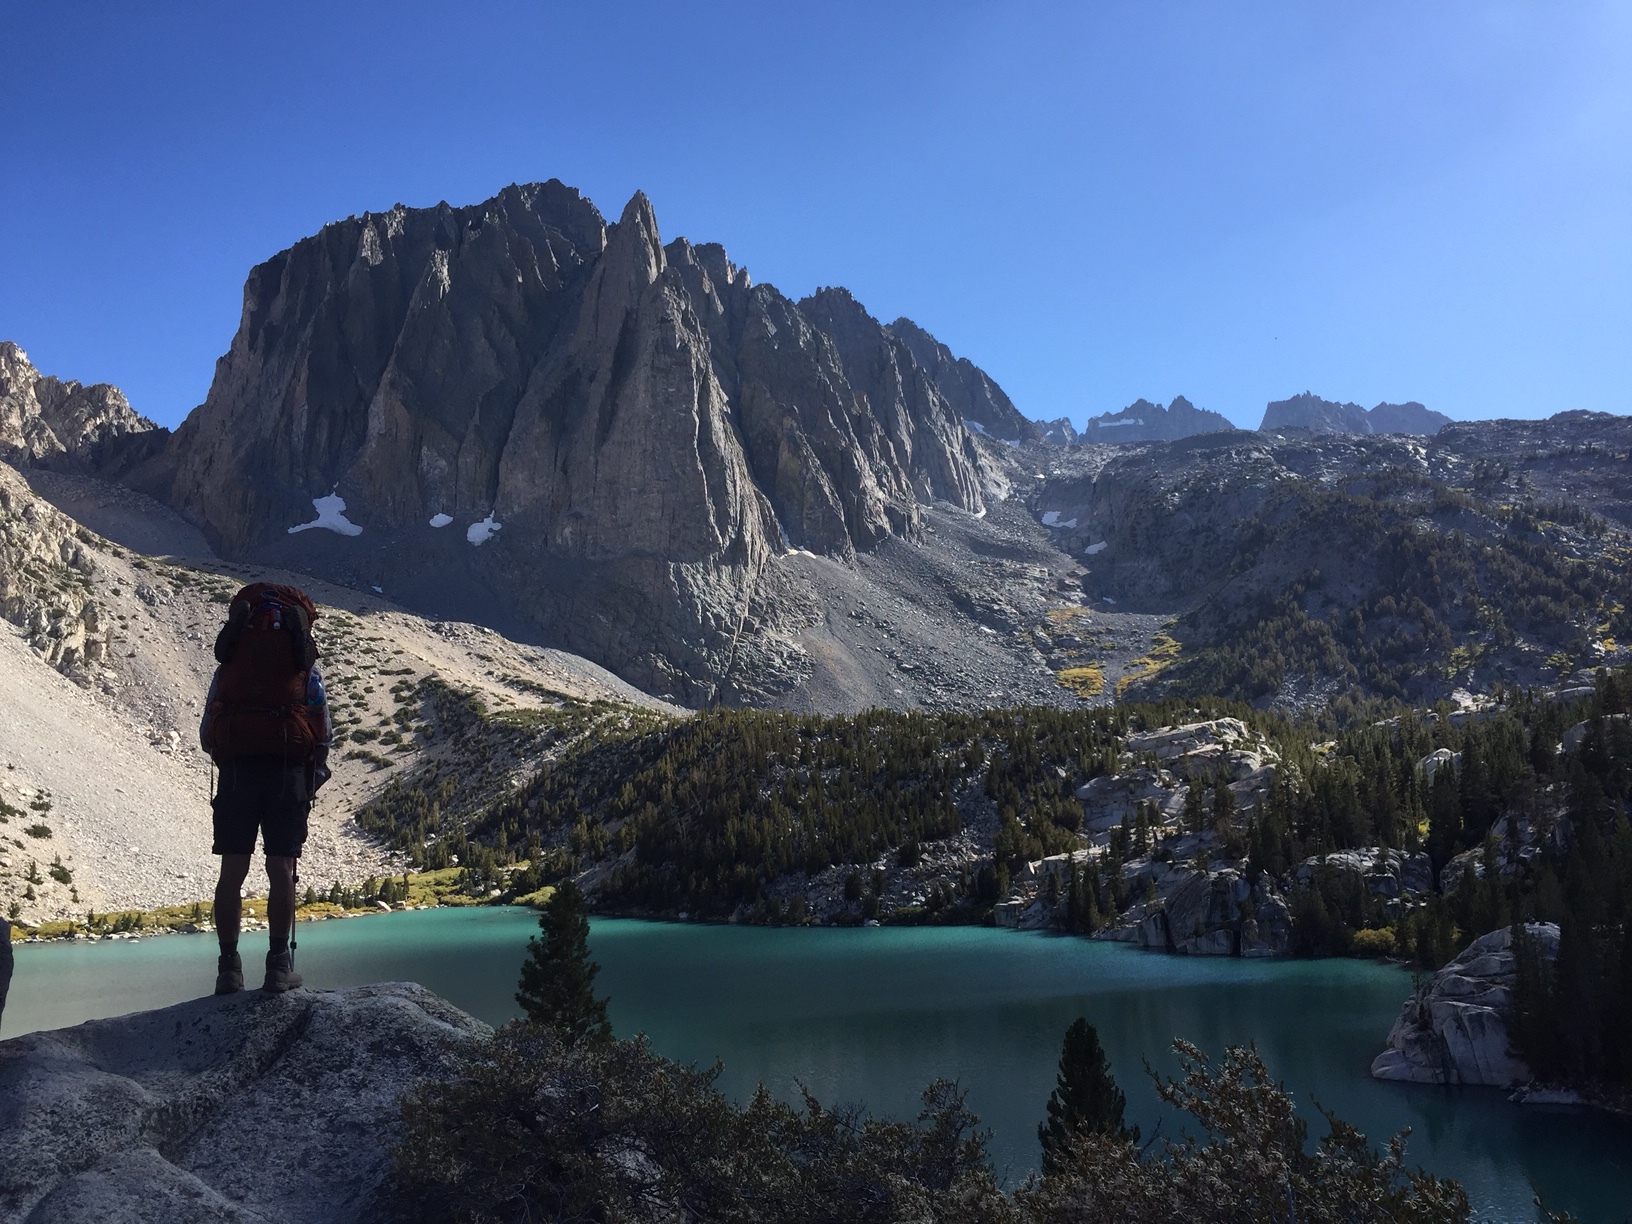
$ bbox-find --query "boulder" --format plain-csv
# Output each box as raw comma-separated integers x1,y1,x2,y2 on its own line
1239,894,1292,958
1296,848,1433,901
0,982,489,1223
1120,866,1260,956
1371,924,1559,1087
1417,748,1459,783
1561,714,1630,754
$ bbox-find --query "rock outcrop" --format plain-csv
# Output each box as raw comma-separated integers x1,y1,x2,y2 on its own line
1039,417,1078,446
0,460,112,682
0,343,156,473
1079,396,1234,444
1371,924,1558,1087
887,317,1041,445
0,982,488,1223
120,182,1004,703
1259,392,1450,436
1294,848,1434,914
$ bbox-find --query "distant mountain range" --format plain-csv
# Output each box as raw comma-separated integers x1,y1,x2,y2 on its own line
1259,392,1450,436
7,176,1619,714
1076,395,1235,444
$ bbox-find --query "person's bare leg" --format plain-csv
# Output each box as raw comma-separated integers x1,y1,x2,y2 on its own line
213,854,251,993
215,854,251,951
263,855,303,992
266,855,296,950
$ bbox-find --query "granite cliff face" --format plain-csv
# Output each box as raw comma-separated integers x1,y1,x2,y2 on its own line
1260,392,1450,436
0,343,155,473
887,316,1041,444
130,182,999,703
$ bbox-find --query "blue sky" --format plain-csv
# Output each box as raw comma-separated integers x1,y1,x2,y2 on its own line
3,1,1628,430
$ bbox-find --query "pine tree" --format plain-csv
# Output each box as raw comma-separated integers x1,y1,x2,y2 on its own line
1212,776,1235,832
515,881,612,1047
1184,781,1208,835
1038,1017,1137,1174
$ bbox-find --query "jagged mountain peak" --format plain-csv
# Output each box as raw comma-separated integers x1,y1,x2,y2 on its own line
108,181,1016,703
1259,392,1449,436
0,341,156,473
884,316,1040,445
1078,395,1233,444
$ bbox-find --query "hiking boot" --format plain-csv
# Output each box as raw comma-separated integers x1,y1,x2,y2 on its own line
262,949,303,993
214,951,244,995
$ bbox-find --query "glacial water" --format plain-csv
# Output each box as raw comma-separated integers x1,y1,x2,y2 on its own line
8,910,1630,1222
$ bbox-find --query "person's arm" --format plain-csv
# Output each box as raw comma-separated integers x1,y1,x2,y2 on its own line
307,666,332,791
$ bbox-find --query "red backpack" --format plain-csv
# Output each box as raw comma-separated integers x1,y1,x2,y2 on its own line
207,582,324,763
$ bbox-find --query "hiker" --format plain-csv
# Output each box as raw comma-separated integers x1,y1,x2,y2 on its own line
200,582,332,994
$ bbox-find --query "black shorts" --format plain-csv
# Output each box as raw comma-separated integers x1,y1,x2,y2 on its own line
211,756,312,858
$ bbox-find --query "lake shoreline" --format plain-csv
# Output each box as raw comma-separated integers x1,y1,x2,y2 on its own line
8,912,1629,1221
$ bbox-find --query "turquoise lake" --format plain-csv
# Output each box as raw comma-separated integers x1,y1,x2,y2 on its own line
7,910,1630,1222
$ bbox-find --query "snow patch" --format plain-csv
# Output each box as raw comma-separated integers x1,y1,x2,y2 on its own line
963,418,1019,446
1040,511,1077,529
371,586,383,594
288,494,362,537
467,514,502,546
1102,595,1117,604
1084,541,1108,555
428,513,453,528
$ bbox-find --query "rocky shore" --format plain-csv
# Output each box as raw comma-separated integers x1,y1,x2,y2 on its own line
1371,924,1558,1090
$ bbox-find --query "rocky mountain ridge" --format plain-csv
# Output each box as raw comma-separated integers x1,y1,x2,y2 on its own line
1077,395,1235,444
1029,413,1632,707
6,181,1629,713
1260,392,1451,436
105,183,1022,704
0,343,154,473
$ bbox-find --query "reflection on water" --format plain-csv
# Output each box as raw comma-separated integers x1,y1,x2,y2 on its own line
9,911,1630,1222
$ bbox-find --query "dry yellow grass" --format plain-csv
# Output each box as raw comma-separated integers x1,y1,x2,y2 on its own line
1056,665,1105,698
1115,632,1182,697
1045,605,1094,627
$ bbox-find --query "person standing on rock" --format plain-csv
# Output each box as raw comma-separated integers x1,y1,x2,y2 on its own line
200,583,331,995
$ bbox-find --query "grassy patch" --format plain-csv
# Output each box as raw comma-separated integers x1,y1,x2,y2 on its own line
1116,632,1182,698
1056,665,1105,698
1044,606,1094,627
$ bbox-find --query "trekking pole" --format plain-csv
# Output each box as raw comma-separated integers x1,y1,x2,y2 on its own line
290,859,298,972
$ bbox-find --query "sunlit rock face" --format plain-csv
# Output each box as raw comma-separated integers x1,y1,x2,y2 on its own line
128,181,999,703
0,343,156,473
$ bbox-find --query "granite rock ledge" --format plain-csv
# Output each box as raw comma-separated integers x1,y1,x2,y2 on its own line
1370,923,1557,1088
0,982,489,1224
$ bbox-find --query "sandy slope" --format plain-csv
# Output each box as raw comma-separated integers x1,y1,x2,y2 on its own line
0,466,678,924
